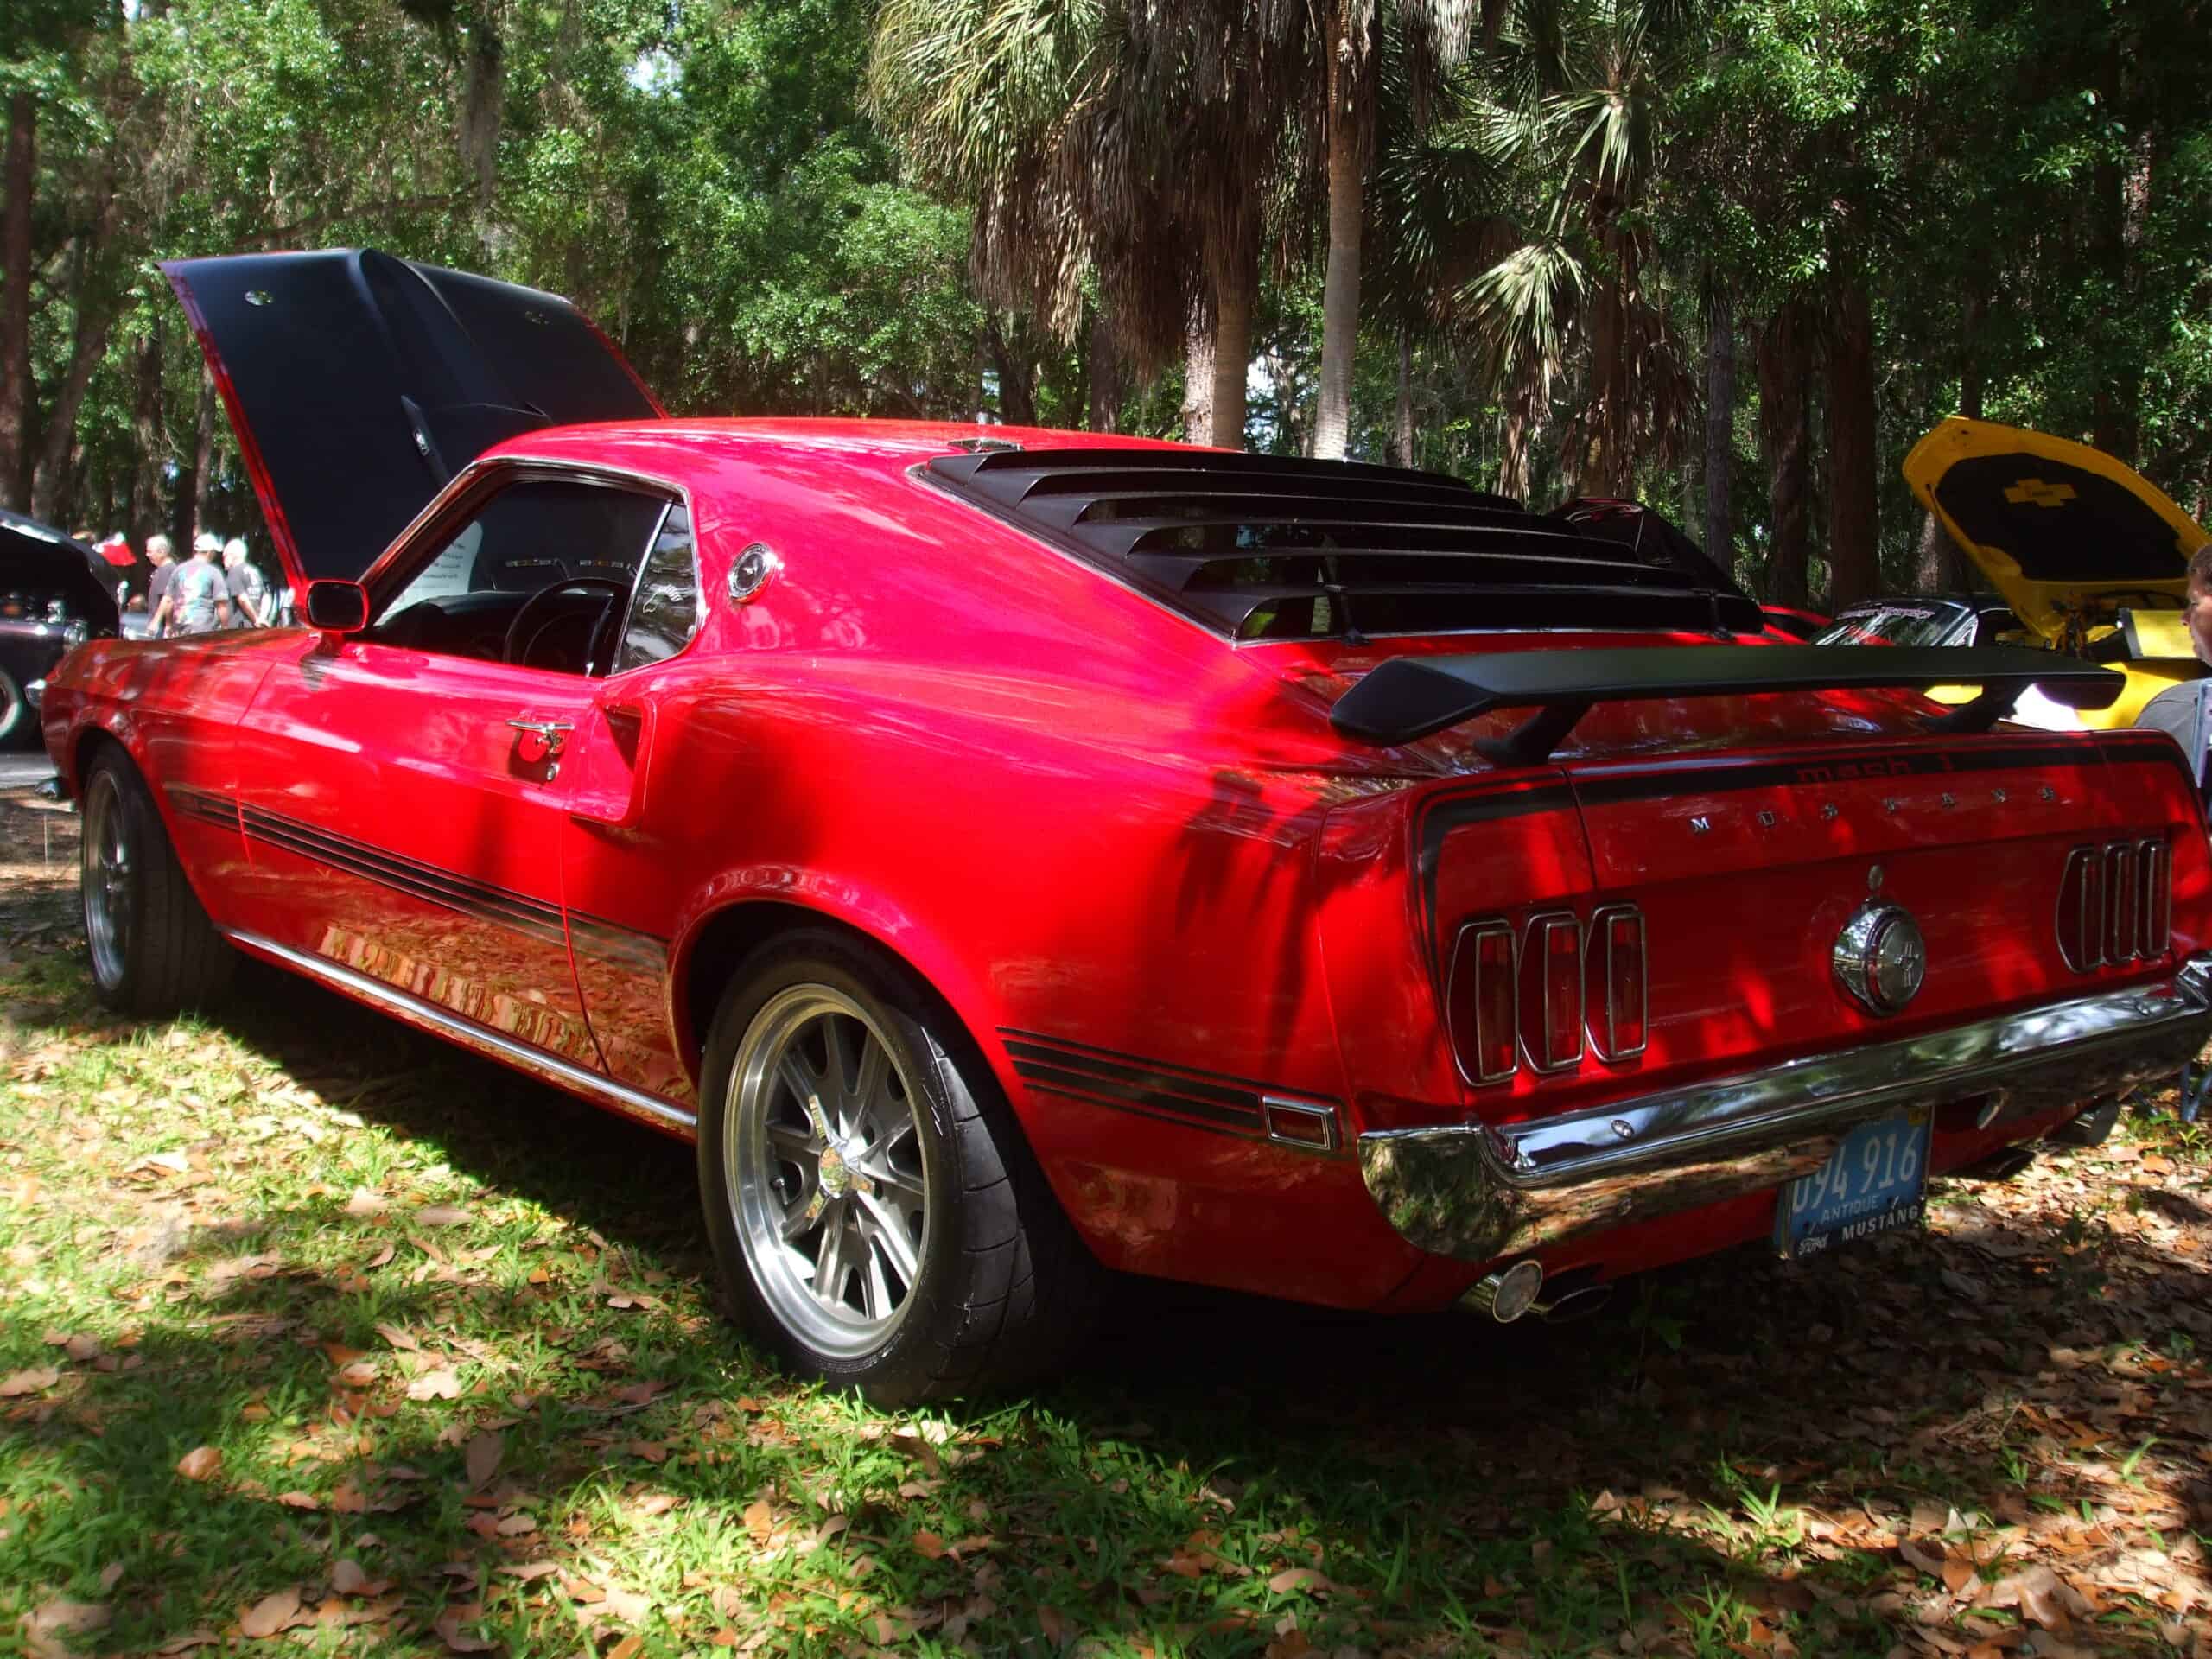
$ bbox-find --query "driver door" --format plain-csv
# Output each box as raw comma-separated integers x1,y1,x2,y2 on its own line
226,467,671,1073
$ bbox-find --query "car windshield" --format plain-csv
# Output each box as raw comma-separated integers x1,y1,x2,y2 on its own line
1815,604,1967,648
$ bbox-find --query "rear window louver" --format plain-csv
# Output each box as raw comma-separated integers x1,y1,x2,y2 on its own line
925,447,1764,641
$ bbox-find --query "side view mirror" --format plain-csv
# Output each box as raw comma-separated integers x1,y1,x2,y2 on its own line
303,579,369,634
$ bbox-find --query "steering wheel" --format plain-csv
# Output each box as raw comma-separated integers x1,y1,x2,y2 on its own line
502,578,629,671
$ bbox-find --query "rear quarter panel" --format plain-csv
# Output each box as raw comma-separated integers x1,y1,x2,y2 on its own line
557,437,1432,1307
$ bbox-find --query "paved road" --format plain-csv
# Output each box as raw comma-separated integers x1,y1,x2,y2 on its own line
0,753,59,790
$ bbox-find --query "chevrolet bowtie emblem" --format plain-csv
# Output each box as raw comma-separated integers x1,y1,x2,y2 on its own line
2003,476,2077,508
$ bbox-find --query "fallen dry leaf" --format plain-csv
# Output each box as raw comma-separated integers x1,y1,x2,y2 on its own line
742,1497,774,1543
175,1446,222,1482
406,1368,462,1402
434,1603,499,1653
0,1366,60,1397
238,1586,303,1638
329,1560,392,1598
464,1430,502,1490
25,1599,111,1640
912,1529,947,1560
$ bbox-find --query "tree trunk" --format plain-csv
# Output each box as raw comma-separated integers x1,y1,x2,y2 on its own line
1182,307,1216,448
1582,225,1633,496
1824,283,1879,609
1392,336,1414,467
986,314,1037,426
1086,308,1119,434
1210,257,1254,452
131,321,164,548
1922,286,1988,593
1499,378,1535,502
0,92,35,512
191,370,216,543
31,310,118,522
1312,64,1364,461
1757,305,1813,610
1703,289,1734,569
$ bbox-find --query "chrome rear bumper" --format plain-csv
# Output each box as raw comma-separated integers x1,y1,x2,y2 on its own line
1359,957,2212,1263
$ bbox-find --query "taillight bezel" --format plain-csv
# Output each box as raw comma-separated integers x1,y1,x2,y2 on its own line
2057,835,2171,973
1446,902,1648,1086
1584,904,1649,1064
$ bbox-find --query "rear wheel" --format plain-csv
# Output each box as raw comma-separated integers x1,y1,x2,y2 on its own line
697,929,1096,1404
79,747,235,1014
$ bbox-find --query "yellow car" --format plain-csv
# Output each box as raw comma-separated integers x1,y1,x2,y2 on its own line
1903,418,2209,728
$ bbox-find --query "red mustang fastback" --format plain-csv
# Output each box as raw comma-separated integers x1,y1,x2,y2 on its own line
40,251,2212,1402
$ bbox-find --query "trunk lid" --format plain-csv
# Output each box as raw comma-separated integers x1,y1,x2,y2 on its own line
1560,733,2174,1092
162,248,662,588
1903,416,2206,645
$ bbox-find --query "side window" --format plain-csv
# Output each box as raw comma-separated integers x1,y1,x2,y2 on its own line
614,505,700,673
371,475,671,672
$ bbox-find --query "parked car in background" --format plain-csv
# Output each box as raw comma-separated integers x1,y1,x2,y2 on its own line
1759,604,1832,642
1905,417,2209,728
1,508,120,747
39,251,2212,1402
1817,594,2021,652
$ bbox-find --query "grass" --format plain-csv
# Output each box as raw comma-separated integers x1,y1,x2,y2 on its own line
1,789,2209,1658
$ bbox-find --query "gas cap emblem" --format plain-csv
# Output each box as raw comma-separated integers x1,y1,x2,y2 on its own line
1833,899,1926,1015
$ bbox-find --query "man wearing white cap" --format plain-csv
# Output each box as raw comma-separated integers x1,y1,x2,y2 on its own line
153,532,232,636
223,537,270,628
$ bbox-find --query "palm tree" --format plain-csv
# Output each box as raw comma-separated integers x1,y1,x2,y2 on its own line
1307,0,1499,461
1446,0,1699,497
867,0,1303,448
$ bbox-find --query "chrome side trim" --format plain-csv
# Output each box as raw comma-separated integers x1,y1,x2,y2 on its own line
1360,956,2212,1262
226,929,696,1136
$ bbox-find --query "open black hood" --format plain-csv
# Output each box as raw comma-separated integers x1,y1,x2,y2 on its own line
0,508,122,629
163,249,663,587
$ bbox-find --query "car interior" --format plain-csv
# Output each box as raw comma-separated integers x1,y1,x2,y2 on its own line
367,478,696,676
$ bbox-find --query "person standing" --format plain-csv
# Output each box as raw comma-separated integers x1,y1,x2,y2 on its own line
223,537,270,628
142,534,176,635
153,533,232,636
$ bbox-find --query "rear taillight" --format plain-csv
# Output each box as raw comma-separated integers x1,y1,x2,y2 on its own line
1446,904,1646,1085
1585,905,1648,1061
1446,920,1519,1083
2058,836,2169,971
1520,912,1584,1073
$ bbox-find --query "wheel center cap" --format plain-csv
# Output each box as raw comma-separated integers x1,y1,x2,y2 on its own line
817,1144,851,1198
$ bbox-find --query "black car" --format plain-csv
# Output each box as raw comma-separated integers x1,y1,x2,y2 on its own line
1,509,121,747
1815,593,2021,650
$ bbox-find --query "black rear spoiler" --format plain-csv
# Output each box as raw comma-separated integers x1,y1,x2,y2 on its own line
1327,644,2121,763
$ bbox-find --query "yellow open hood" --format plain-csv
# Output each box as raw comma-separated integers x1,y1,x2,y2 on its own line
1903,417,2207,645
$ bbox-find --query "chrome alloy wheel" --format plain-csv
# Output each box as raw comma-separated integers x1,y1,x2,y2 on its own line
726,986,933,1357
81,768,132,990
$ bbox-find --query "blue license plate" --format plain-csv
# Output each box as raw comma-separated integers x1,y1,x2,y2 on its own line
1775,1108,1932,1260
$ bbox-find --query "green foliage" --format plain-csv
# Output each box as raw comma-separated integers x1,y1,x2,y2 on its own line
3,0,2209,601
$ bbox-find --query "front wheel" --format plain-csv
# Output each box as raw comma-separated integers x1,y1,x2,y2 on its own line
696,931,1096,1404
79,747,235,1014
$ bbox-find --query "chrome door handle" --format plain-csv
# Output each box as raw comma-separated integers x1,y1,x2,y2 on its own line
506,717,575,755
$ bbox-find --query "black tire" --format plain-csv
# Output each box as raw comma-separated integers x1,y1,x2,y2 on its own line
0,665,26,748
79,747,235,1014
696,928,1097,1405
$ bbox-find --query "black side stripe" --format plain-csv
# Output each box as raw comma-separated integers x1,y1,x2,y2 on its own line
241,804,570,949
166,783,241,832
1000,1027,1342,1150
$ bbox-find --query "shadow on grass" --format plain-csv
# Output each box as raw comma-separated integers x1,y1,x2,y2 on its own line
3,948,2205,1654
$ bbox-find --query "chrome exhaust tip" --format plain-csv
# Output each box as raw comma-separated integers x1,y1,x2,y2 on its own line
1532,1282,1613,1324
1462,1259,1545,1323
